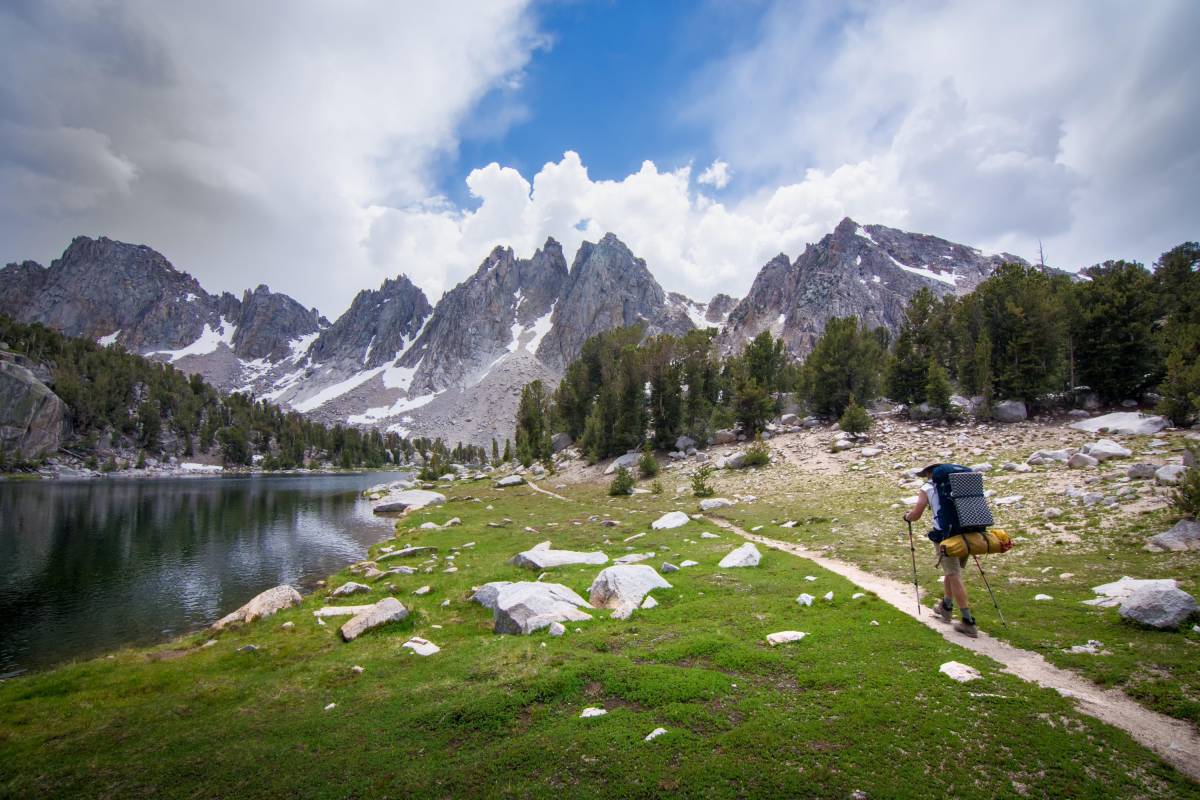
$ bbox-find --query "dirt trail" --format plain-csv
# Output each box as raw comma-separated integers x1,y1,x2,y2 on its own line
708,516,1200,783
523,480,571,502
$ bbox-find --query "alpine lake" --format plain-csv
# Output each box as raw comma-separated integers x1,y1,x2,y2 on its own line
0,471,409,676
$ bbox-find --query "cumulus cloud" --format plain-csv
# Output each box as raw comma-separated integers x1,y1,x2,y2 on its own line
697,159,732,189
0,0,540,311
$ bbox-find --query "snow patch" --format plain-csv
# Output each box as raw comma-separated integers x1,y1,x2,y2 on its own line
885,254,959,287
347,392,437,425
98,330,121,346
363,336,377,365
287,332,319,362
153,318,237,362
291,365,387,413
856,225,878,246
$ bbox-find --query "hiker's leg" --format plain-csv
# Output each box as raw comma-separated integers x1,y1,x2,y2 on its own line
944,573,969,610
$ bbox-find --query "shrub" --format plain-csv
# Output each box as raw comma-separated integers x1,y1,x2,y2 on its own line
609,466,634,496
638,445,659,478
691,464,715,498
839,397,872,435
742,436,770,467
1173,445,1200,519
651,479,663,495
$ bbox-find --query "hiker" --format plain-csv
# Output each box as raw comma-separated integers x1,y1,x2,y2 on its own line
904,463,978,637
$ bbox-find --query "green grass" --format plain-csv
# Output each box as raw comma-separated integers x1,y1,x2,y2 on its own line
704,451,1200,728
0,477,1196,798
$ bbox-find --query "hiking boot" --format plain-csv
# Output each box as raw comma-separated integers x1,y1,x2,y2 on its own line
931,602,953,623
953,619,979,638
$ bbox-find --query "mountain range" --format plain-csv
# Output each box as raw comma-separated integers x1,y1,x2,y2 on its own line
0,219,1025,445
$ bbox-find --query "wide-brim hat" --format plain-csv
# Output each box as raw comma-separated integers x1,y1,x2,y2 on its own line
916,462,940,478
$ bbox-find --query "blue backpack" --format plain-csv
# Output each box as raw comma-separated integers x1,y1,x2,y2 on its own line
927,464,994,543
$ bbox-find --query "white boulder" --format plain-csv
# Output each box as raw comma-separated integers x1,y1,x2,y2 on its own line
1068,453,1098,469
339,597,409,642
510,541,609,570
1069,412,1168,436
211,585,302,630
1082,439,1132,461
604,452,641,475
1145,520,1200,552
718,543,761,568
651,511,691,530
1118,586,1198,630
1084,576,1178,607
699,497,734,511
1156,465,1188,485
495,475,525,487
373,490,446,514
493,582,594,635
330,582,371,598
402,637,440,656
588,565,672,613
766,631,807,646
470,581,514,611
992,400,1027,423
939,661,982,682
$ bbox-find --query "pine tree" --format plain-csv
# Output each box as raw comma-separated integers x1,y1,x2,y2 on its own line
838,396,872,434
1074,260,1159,402
924,358,953,414
502,438,512,464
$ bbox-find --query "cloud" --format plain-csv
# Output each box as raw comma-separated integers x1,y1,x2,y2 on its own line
0,0,541,311
691,0,1200,271
697,159,731,189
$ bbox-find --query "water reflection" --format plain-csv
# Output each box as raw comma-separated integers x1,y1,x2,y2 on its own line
0,472,407,675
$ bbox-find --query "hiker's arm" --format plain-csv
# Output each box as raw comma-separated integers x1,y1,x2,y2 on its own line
904,489,928,523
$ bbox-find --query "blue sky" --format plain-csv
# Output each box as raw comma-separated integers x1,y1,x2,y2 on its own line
444,0,767,202
2,1,1197,313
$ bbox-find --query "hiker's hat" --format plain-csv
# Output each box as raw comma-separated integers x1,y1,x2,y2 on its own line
916,462,940,478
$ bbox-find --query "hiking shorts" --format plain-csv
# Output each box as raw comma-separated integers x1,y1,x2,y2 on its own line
933,540,967,576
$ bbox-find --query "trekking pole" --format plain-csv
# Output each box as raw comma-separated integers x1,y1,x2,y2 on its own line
972,554,1008,627
906,519,921,616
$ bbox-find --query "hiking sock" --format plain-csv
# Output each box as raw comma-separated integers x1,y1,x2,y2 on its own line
961,608,976,625
940,597,953,611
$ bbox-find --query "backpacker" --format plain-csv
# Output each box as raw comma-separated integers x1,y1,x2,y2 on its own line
927,464,995,544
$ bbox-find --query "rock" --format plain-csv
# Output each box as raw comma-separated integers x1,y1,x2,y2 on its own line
551,432,573,452
1186,448,1197,469
675,435,696,451
641,595,659,609
1084,576,1179,607
1145,520,1200,552
1119,586,1198,630
1043,507,1063,519
718,543,761,568
939,661,982,682
699,497,733,511
719,452,747,469
661,562,680,573
1128,463,1157,480
992,400,1027,423
339,597,409,642
860,447,882,458
373,490,446,513
604,452,641,475
614,553,654,565
350,665,364,674
331,582,371,598
1082,439,1132,461
312,604,375,618
378,546,437,561
713,429,737,445
548,621,566,637
823,591,834,601
1029,448,1071,463
699,532,720,539
211,585,303,630
1068,453,1098,469
580,707,607,718
493,582,594,635
402,637,440,656
589,565,672,615
413,585,431,596
970,462,992,473
993,495,1023,506
0,360,68,458
324,703,336,711
679,560,699,568
1034,594,1053,601
1070,412,1168,436
510,541,609,569
238,644,259,653
779,413,799,425
651,511,691,530
644,727,668,742
1156,465,1188,485
469,581,514,611
796,594,814,606
766,631,807,646
831,439,854,452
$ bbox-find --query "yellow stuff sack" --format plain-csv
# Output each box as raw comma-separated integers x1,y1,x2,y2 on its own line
939,529,1012,559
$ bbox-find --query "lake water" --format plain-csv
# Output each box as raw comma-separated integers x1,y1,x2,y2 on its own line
0,472,409,676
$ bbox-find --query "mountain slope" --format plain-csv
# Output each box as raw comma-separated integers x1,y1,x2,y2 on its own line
719,217,1024,355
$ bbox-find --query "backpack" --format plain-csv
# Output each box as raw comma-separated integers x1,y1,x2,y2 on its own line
927,464,995,544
